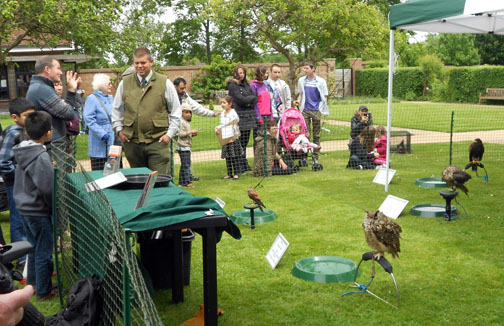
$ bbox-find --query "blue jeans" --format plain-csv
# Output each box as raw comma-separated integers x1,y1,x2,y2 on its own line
6,185,27,263
177,150,192,186
21,215,54,295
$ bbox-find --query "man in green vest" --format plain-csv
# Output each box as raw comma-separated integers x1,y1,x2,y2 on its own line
112,47,181,174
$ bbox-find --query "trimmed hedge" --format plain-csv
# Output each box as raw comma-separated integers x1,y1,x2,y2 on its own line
356,65,504,103
356,68,424,99
445,66,504,103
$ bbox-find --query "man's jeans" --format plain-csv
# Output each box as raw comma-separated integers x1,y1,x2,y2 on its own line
6,185,27,263
21,215,53,295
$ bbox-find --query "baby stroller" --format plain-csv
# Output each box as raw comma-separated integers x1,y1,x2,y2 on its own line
278,108,323,171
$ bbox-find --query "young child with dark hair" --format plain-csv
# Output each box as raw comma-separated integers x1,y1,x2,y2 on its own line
215,96,242,180
13,111,57,301
252,120,289,177
0,98,35,268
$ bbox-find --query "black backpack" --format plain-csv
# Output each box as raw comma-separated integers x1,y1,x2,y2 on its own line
46,275,103,326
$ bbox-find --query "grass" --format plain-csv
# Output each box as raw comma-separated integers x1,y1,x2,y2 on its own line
1,101,503,323
149,141,503,325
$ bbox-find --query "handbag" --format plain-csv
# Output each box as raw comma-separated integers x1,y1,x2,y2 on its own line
93,94,123,146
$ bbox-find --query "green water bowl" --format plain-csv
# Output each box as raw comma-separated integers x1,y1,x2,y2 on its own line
415,177,447,188
410,204,457,218
292,256,359,283
230,209,277,225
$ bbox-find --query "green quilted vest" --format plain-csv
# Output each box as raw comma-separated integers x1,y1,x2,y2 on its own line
122,72,168,143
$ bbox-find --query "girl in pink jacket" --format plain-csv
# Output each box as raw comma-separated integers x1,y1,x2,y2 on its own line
373,126,387,165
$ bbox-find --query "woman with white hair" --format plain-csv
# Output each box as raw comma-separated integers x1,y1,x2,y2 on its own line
83,73,115,170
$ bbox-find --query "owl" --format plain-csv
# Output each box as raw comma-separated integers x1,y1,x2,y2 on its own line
442,166,471,195
362,210,402,260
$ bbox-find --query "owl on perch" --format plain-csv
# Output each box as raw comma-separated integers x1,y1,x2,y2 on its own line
362,210,402,261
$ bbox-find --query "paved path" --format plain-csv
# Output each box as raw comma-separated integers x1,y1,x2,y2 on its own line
77,120,503,169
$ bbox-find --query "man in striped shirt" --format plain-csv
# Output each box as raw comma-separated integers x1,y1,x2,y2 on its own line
293,62,329,163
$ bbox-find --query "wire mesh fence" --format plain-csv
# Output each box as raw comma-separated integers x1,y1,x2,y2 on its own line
73,99,504,184
51,142,163,326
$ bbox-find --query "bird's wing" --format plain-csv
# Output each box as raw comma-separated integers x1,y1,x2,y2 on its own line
371,218,402,257
453,170,471,184
469,142,475,161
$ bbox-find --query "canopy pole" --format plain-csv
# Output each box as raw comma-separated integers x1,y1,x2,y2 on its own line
385,29,394,192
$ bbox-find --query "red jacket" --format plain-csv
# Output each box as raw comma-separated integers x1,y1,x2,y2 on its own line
374,136,387,160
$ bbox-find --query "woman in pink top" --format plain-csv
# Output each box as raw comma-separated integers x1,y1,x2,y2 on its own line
250,66,273,125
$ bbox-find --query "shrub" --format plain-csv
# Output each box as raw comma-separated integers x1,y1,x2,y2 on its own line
192,55,236,100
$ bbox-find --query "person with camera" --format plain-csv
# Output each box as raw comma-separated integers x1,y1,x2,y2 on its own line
0,285,34,326
350,105,373,139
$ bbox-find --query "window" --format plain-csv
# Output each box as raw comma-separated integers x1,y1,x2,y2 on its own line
15,62,35,98
0,65,8,101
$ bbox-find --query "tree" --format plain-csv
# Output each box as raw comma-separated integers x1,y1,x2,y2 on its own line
210,0,388,93
474,34,504,65
0,0,123,64
425,34,480,66
418,54,444,96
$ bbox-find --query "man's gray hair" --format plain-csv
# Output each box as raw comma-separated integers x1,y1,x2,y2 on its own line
92,73,111,91
35,56,57,74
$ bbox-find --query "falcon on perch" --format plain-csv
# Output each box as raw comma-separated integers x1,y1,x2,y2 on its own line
248,187,266,212
442,166,471,195
464,138,486,177
362,210,402,262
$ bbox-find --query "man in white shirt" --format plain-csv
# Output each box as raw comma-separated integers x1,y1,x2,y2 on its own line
265,64,292,122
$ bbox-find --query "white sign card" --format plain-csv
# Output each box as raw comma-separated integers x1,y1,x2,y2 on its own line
265,233,290,269
215,197,226,209
378,195,409,220
85,172,127,192
373,168,396,185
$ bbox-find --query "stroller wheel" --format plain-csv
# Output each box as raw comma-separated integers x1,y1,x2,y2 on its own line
312,163,323,171
298,159,308,167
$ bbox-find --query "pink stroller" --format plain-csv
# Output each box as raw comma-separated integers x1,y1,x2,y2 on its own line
278,108,323,171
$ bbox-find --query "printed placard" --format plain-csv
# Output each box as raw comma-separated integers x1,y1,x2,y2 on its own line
378,195,409,220
265,233,290,269
85,172,127,192
215,197,226,209
373,168,396,185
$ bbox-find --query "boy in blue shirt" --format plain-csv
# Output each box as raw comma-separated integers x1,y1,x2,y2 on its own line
13,111,56,301
0,98,35,270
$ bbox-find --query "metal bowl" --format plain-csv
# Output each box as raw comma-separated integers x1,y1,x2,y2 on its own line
111,174,172,190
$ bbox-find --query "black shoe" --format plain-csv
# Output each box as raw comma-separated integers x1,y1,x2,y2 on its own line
299,159,308,167
191,176,200,181
37,287,58,301
245,165,252,171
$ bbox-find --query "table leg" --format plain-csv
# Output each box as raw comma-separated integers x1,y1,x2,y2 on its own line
172,230,184,303
202,227,218,326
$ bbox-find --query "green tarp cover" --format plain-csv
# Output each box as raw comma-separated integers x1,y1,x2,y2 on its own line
389,0,466,29
66,168,241,241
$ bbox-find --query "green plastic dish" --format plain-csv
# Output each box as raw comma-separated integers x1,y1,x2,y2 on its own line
410,204,457,218
415,177,447,188
291,256,358,283
230,209,277,225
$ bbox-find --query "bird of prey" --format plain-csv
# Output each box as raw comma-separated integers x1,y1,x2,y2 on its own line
362,210,402,261
442,166,471,196
248,187,266,212
464,138,487,177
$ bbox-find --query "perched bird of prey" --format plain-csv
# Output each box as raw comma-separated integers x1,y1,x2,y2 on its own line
248,187,266,212
464,138,486,176
362,210,402,261
442,166,471,195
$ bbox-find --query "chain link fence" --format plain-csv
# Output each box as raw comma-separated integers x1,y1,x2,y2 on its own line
52,141,163,326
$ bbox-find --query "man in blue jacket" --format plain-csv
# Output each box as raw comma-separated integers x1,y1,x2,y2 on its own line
26,56,78,154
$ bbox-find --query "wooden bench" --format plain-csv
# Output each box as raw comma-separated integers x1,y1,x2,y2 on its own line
479,88,504,104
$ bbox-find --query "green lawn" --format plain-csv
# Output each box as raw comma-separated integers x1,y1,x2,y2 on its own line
2,102,503,324
146,141,504,325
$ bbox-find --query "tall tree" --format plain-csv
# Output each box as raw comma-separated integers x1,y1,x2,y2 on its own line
474,34,504,65
210,0,388,93
425,34,480,66
0,0,122,64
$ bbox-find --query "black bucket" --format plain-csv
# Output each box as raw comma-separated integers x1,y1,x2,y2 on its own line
138,229,195,290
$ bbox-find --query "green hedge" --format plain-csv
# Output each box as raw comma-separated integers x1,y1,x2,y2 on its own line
356,65,504,103
356,68,424,99
445,66,504,103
